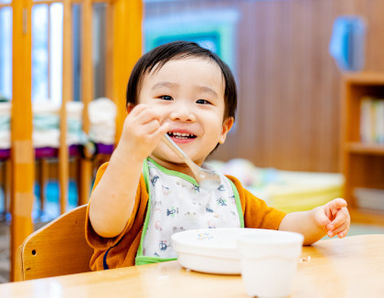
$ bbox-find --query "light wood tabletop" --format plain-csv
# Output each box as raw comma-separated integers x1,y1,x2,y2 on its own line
1,234,383,297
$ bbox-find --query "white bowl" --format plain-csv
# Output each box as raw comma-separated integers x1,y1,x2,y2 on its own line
172,228,297,275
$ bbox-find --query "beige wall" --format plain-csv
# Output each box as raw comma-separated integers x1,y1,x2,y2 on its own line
146,0,384,172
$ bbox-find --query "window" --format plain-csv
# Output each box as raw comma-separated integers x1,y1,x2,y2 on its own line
31,1,109,104
32,3,63,103
0,5,12,100
0,1,112,104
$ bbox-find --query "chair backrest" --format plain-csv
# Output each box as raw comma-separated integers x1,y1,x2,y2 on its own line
16,205,93,281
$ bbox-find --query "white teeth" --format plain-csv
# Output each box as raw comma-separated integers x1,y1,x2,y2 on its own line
169,132,194,138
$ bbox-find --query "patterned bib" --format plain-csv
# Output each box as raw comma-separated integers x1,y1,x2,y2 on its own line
139,158,243,259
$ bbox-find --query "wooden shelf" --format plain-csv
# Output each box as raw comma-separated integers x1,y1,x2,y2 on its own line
342,74,384,226
344,72,384,85
345,142,384,155
350,208,384,226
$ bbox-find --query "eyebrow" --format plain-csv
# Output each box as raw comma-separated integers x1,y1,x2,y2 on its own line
151,81,219,98
151,81,178,90
198,86,218,98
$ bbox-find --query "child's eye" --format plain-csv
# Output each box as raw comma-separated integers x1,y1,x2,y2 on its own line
196,99,211,105
160,95,173,101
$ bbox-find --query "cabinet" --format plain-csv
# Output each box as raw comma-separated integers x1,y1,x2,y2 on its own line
342,72,384,225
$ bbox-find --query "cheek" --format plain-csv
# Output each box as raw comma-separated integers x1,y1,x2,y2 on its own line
137,93,148,104
137,85,154,104
204,118,225,137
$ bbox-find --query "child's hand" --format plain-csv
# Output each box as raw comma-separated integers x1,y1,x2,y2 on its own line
314,198,350,238
119,104,169,161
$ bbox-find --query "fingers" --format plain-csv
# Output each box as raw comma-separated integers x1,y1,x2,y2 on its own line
118,104,172,160
147,121,170,138
326,206,350,238
130,104,165,125
125,104,169,136
127,103,148,117
315,208,332,229
315,198,350,239
328,206,349,228
328,198,347,211
325,198,348,220
141,119,161,134
329,222,349,238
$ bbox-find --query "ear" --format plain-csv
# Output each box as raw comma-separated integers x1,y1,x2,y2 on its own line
126,103,135,114
218,117,234,144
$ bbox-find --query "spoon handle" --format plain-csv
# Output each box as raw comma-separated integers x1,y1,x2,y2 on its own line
162,134,199,173
162,134,221,187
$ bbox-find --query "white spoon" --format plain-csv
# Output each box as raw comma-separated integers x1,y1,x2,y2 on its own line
162,134,221,189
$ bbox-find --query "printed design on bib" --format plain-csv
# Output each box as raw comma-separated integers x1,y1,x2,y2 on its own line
162,185,171,195
166,207,179,217
151,175,160,186
159,240,168,251
216,197,227,206
142,160,241,259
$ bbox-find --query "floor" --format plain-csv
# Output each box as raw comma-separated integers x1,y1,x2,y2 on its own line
0,219,9,283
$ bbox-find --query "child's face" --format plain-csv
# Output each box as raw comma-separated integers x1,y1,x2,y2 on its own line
137,57,233,167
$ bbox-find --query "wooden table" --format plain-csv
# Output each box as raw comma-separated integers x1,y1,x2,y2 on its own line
1,234,383,297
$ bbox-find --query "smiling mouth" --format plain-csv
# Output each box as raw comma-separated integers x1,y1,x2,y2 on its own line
167,131,197,140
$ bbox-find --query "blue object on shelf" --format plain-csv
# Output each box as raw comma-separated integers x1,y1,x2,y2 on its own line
329,16,366,72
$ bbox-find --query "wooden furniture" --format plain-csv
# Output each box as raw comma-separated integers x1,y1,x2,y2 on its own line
10,0,35,283
342,72,384,226
1,235,383,297
15,205,92,281
5,0,142,281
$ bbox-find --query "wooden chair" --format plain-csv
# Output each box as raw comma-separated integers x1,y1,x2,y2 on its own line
15,205,93,281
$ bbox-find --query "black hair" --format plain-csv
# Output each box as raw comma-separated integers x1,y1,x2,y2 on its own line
126,41,237,120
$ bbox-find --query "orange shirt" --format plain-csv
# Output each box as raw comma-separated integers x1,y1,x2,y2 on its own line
85,162,286,271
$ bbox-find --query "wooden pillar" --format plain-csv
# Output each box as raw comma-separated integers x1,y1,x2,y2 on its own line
10,0,34,281
113,0,143,144
78,0,93,205
58,0,73,214
77,0,143,204
105,3,114,100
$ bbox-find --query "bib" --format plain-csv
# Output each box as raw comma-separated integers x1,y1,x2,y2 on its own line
135,158,244,265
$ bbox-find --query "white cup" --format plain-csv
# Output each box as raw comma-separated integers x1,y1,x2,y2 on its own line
237,229,304,297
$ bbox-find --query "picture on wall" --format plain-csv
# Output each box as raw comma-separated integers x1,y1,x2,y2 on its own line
144,9,239,73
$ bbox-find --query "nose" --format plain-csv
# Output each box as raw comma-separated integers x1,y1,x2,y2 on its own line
169,103,196,122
